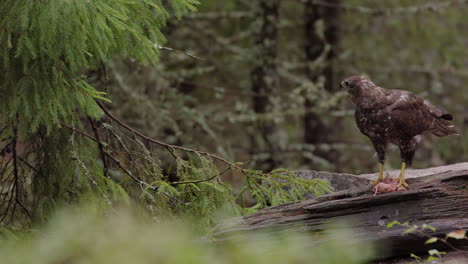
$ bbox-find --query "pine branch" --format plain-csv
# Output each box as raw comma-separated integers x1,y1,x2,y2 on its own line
93,100,295,202
95,101,244,173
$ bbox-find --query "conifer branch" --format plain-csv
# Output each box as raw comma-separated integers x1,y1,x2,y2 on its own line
94,100,278,201
60,123,98,142
60,122,157,190
95,101,245,173
62,118,233,187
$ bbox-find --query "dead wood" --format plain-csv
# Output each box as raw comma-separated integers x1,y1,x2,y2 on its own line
214,163,468,261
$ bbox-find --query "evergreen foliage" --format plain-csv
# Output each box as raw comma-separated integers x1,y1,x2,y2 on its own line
0,0,332,230
0,0,197,132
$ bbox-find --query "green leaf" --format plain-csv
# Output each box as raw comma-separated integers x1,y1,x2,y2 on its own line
410,253,421,260
428,249,446,256
424,237,438,244
386,220,401,228
387,220,401,228
427,256,440,262
402,227,416,234
421,224,436,232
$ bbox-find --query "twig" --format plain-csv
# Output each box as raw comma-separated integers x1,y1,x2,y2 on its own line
103,150,153,189
0,141,13,156
394,223,467,253
154,44,206,61
17,156,39,173
88,117,109,178
12,114,19,221
304,0,468,16
171,165,231,185
186,11,250,20
0,123,10,136
60,123,98,142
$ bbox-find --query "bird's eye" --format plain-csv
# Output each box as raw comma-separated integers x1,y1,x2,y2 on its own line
341,81,350,89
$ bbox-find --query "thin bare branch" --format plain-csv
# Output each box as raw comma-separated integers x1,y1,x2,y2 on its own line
304,0,468,16
186,11,250,20
60,123,98,142
154,44,206,61
171,165,231,185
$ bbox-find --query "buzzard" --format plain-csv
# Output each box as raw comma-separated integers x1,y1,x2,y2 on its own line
340,76,458,188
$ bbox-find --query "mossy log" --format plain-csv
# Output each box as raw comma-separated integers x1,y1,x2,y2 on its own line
214,163,468,262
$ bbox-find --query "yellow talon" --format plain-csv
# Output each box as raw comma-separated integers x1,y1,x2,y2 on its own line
397,162,409,188
371,163,384,185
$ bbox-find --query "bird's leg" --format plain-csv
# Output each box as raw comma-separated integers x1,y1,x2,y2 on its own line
370,139,386,185
399,141,416,189
371,162,384,185
397,162,409,188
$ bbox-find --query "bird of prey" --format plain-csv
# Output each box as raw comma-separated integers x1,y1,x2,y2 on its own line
340,76,458,188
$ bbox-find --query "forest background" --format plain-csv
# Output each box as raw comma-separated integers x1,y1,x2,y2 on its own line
112,0,467,174
0,0,467,263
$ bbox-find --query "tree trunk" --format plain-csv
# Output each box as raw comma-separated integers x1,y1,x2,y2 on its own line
251,0,281,171
303,0,341,167
214,163,468,262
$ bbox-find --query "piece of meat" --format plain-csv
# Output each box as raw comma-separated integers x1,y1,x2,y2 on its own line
372,173,407,196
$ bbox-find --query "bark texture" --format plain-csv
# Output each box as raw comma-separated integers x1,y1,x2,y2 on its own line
251,0,281,170
303,0,342,165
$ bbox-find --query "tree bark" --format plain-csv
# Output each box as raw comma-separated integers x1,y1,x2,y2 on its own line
214,163,468,262
303,0,341,166
251,0,281,171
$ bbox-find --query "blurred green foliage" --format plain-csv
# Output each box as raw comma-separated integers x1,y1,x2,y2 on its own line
0,205,374,264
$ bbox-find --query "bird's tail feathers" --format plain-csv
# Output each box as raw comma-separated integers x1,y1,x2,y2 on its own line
431,117,458,137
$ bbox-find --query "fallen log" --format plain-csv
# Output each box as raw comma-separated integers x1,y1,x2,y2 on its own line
214,163,468,262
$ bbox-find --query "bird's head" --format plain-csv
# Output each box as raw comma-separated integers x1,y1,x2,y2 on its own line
340,75,376,95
